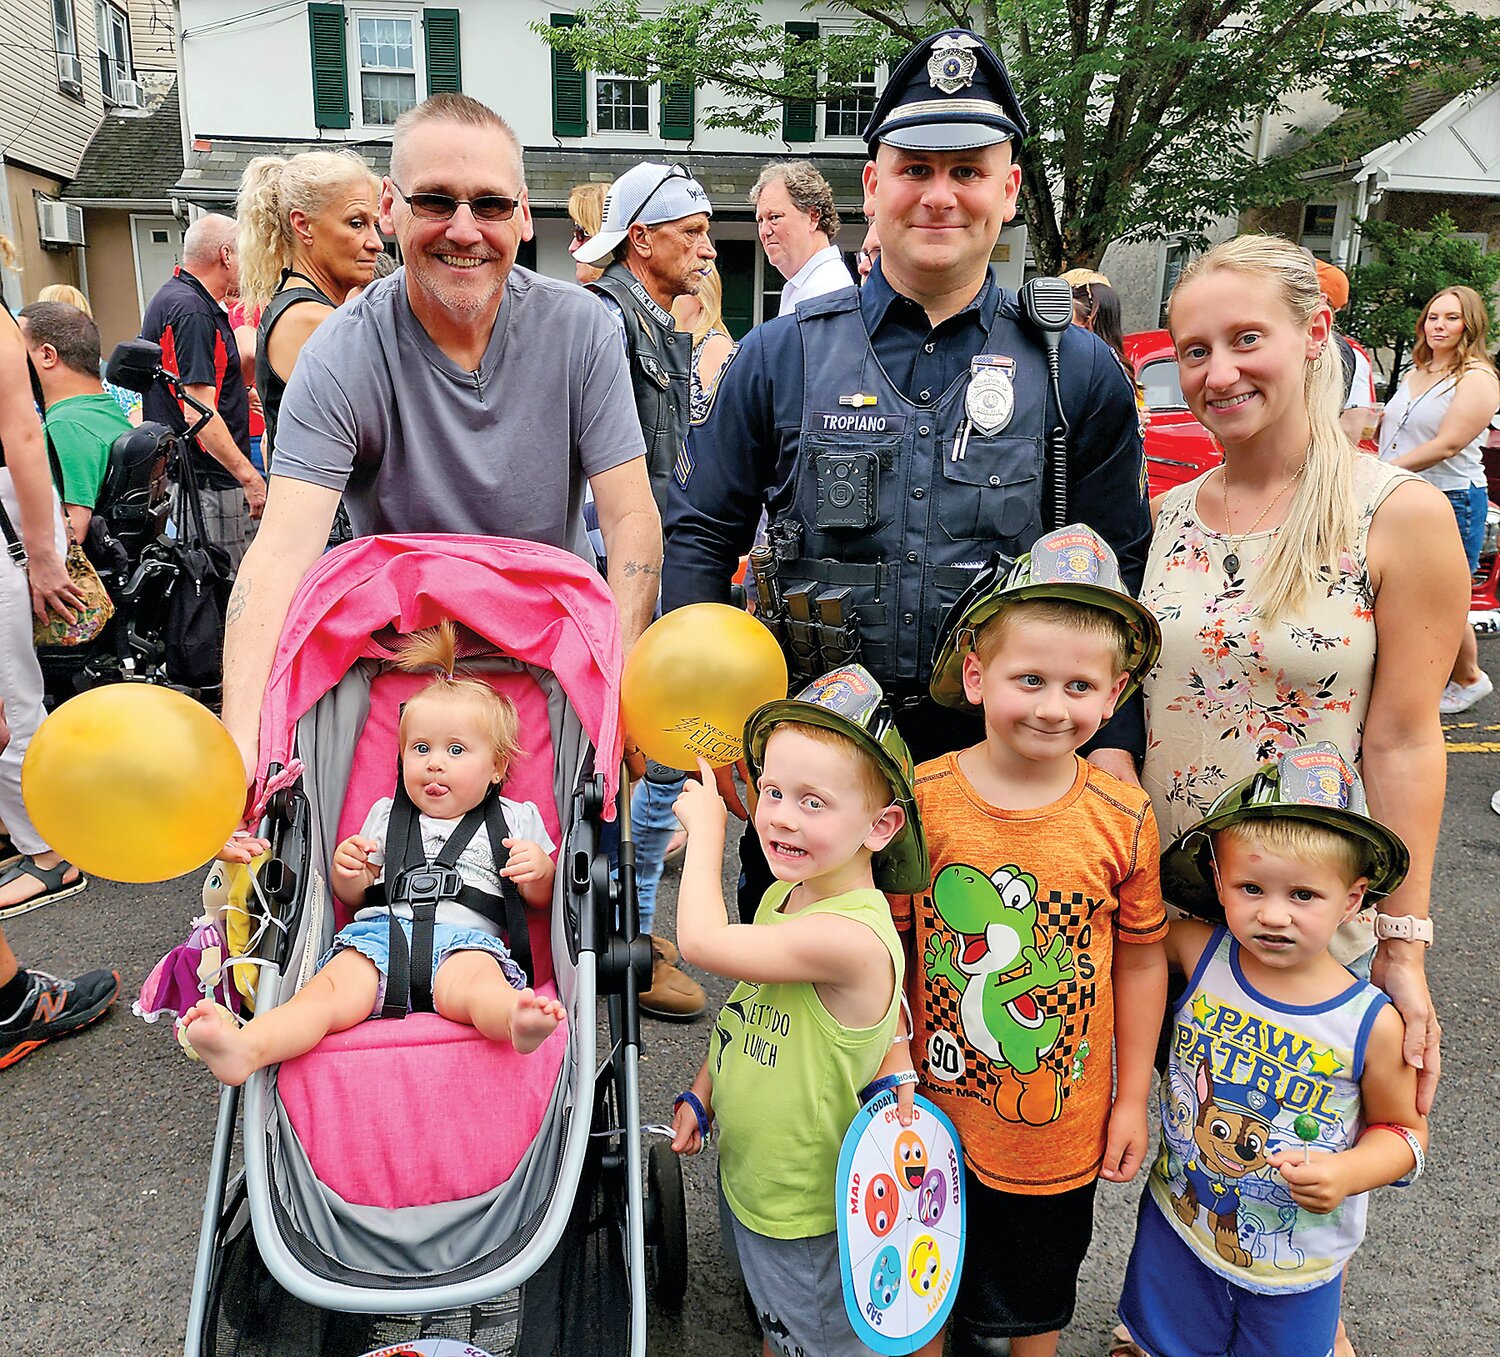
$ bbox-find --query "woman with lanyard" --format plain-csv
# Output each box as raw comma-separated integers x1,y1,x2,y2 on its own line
236,151,384,468
1125,234,1468,1356
1378,285,1500,715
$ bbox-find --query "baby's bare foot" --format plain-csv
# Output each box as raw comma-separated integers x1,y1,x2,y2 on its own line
181,1000,257,1086
510,990,565,1054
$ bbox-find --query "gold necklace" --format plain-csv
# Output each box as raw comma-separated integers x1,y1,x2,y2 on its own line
1220,459,1306,578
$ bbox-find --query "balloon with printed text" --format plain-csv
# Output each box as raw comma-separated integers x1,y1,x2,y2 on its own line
621,604,789,771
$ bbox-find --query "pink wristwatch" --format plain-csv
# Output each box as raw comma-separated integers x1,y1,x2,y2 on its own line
1372,914,1433,946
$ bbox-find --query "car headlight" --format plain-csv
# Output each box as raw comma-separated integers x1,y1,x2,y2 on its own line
1484,504,1499,559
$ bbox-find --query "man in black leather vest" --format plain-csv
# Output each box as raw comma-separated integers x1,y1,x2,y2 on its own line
576,162,715,508
664,29,1150,919
576,162,717,1018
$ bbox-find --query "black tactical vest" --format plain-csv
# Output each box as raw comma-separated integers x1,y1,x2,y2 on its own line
766,288,1048,690
589,263,691,509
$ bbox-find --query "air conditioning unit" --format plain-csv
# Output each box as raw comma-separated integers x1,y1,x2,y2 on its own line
55,52,83,94
37,199,85,249
114,78,145,109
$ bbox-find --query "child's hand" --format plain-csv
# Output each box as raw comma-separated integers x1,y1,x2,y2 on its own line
1100,1101,1151,1183
500,838,553,884
673,759,729,839
332,835,380,881
670,1098,706,1155
216,831,271,865
1268,1150,1354,1214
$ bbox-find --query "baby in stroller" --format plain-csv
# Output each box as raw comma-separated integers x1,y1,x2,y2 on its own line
183,620,566,1084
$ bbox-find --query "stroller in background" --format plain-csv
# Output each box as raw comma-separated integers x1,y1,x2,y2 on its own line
184,535,685,1357
37,338,230,707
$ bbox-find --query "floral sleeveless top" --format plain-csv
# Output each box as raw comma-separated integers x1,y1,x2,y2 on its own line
1141,454,1414,847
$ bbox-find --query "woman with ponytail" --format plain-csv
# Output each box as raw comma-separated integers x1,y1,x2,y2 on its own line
1139,235,1464,1123
236,152,382,465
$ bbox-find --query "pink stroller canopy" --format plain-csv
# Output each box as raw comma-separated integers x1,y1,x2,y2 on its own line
254,535,623,815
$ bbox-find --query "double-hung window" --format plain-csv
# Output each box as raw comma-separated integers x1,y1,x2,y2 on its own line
96,1,132,104
356,13,419,126
824,68,876,138
596,75,650,133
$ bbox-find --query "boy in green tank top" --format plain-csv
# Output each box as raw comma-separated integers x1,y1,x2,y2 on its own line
669,665,929,1357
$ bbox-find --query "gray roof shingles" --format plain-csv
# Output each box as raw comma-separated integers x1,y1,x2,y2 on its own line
64,82,184,202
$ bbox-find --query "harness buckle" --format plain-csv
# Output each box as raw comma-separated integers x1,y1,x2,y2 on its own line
390,866,463,908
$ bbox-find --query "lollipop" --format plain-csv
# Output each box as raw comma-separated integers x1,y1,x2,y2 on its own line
1293,1113,1319,1164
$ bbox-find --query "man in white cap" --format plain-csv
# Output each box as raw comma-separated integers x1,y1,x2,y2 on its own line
575,162,716,1020
752,160,855,315
574,162,716,507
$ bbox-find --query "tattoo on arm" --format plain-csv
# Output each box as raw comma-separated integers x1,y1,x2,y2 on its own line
226,575,251,627
622,560,662,579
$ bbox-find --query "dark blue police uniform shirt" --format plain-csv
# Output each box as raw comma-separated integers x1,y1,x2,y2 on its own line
662,260,1151,750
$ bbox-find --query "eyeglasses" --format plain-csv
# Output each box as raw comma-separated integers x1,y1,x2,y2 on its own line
620,163,693,232
858,248,881,267
570,224,591,245
390,180,520,223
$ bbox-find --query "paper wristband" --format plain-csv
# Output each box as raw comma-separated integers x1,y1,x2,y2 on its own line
1361,1122,1424,1185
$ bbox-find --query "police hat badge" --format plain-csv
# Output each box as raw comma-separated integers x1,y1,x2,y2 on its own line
1159,741,1410,923
927,32,981,94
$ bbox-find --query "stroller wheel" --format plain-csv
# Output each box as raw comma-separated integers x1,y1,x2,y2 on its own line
646,1139,688,1311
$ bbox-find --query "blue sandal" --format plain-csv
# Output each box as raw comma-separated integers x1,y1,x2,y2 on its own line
0,856,88,920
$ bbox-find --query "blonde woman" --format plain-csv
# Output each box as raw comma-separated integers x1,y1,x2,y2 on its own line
1142,236,1464,1106
236,151,382,465
670,260,734,421
567,183,607,286
1378,285,1500,713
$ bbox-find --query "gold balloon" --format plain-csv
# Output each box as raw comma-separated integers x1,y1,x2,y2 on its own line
22,685,246,883
622,605,788,771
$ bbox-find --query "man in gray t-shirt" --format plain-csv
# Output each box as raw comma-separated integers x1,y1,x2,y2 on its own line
221,94,660,774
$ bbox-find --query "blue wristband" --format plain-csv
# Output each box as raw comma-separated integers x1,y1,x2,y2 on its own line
860,1070,920,1104
674,1090,713,1146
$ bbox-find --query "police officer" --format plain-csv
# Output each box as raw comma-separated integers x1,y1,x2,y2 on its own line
663,29,1150,916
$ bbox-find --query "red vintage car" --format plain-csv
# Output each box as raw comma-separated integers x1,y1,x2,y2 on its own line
1123,329,1221,499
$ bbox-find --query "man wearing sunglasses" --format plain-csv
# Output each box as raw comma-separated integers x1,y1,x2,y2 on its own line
574,161,716,1020
663,30,1149,924
220,94,660,780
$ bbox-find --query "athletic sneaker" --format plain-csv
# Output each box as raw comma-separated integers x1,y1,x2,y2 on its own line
1439,670,1493,714
0,968,120,1070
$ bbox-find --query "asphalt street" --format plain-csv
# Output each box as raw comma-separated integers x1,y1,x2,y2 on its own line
4,654,1498,1357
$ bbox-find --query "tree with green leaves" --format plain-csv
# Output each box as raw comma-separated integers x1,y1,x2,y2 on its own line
539,1,1499,275
1346,214,1500,398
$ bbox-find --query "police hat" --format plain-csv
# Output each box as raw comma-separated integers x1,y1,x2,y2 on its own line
862,29,1029,152
1161,742,1410,923
928,524,1162,710
743,665,929,894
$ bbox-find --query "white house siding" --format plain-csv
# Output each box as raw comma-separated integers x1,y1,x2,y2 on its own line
176,0,888,157
0,0,108,180
128,0,178,73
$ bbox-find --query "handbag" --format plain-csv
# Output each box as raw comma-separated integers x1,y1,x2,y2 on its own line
162,446,231,689
0,430,115,649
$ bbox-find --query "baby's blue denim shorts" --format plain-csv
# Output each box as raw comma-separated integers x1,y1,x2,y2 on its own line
321,917,527,1017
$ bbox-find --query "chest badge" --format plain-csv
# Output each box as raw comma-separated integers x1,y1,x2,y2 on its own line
965,355,1016,436
839,392,878,408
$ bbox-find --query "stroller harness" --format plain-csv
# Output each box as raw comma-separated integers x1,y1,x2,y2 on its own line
364,780,534,1018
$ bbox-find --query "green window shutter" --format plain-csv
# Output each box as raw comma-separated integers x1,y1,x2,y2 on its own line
424,9,462,94
782,20,817,143
551,13,586,138
660,80,694,141
308,3,350,131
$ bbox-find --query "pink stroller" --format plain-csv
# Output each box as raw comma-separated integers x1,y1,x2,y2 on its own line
184,535,685,1357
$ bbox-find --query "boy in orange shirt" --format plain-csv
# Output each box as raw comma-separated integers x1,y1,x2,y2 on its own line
889,525,1169,1357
